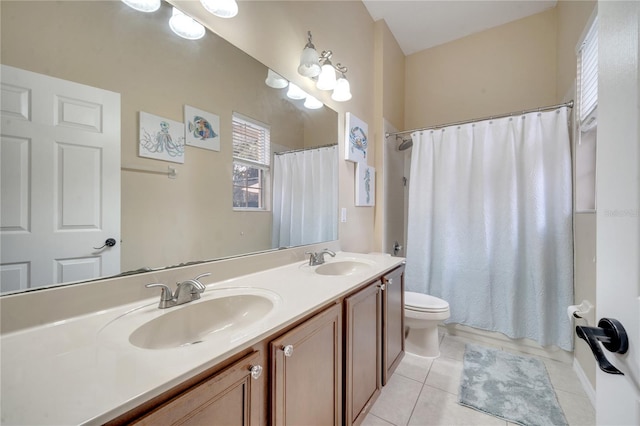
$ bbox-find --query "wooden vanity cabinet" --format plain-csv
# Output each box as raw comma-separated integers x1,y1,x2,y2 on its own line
270,303,343,426
132,350,265,426
344,279,383,426
382,265,405,385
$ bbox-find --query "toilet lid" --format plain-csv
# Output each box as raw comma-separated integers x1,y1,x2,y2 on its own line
405,291,449,312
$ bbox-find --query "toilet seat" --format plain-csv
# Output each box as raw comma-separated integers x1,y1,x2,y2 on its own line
405,291,449,313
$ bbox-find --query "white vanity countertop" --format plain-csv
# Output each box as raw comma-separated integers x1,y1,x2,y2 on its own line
0,252,404,425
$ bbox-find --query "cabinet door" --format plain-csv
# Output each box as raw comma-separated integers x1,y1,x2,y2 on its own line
271,303,342,426
345,281,382,425
382,266,405,385
135,351,264,426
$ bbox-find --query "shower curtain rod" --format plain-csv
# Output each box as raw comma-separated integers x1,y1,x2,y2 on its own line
274,143,337,155
385,100,574,138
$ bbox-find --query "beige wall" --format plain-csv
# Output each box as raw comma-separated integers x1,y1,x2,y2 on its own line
175,1,377,254
1,1,342,272
405,8,557,130
556,0,598,390
373,20,406,252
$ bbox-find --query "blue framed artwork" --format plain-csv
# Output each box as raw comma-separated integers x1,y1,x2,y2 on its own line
345,112,368,163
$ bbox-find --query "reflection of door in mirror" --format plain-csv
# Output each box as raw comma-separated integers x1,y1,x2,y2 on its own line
0,65,121,294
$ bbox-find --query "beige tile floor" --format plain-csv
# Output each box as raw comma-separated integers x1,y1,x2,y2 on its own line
363,334,595,426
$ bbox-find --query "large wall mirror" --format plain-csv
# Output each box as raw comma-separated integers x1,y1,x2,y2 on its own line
0,1,339,295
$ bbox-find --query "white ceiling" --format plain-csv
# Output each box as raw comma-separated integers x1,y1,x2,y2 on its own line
362,0,557,55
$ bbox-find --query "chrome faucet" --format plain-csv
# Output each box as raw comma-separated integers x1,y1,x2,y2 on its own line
146,273,211,309
305,249,336,266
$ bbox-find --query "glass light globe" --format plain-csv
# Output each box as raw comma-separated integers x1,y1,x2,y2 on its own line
200,0,238,18
121,0,161,13
304,95,323,110
298,46,321,77
265,69,288,89
286,83,308,100
331,77,352,102
316,63,337,91
169,8,205,40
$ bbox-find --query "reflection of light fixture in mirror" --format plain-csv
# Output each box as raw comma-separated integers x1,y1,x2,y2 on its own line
286,83,308,100
169,7,205,40
331,73,352,102
304,95,323,110
298,31,321,78
265,69,288,89
121,0,160,12
200,0,238,18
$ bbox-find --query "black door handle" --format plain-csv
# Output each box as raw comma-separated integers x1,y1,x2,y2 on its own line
576,318,628,375
93,238,117,250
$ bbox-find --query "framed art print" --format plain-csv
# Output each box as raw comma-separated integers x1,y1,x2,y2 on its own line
139,111,185,163
345,112,368,163
355,163,375,206
185,105,220,151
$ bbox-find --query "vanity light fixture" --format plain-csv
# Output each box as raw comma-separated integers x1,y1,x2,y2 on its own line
297,31,351,102
265,69,288,89
200,0,238,18
121,0,161,13
169,7,206,40
303,95,324,110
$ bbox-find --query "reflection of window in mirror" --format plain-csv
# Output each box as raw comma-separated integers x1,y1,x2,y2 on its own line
232,113,271,210
575,16,597,212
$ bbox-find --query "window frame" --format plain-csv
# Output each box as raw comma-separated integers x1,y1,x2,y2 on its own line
231,112,271,211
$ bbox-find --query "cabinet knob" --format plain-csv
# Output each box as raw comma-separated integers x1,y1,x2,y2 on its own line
282,344,294,357
378,283,386,291
249,365,263,380
386,278,393,285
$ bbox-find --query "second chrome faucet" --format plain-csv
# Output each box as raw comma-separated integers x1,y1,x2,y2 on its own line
146,273,211,309
305,249,336,266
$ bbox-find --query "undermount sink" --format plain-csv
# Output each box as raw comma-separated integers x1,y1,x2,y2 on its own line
129,293,274,349
314,260,373,276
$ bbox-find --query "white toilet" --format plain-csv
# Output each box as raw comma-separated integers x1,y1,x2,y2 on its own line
404,291,450,357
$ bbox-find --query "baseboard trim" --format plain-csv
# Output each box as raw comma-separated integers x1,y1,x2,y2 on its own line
573,358,596,407
441,324,573,363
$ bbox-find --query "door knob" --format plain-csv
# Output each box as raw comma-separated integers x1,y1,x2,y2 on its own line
576,318,628,375
93,238,117,250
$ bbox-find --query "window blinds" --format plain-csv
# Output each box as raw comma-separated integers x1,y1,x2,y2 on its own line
578,18,598,124
232,113,271,166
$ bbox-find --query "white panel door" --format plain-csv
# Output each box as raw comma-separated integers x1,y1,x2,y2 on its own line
0,65,120,293
596,1,640,424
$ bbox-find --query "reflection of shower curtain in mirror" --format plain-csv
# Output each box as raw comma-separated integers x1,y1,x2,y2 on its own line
405,108,574,350
272,145,338,248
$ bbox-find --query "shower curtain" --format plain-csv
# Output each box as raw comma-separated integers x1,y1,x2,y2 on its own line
405,108,574,350
272,145,338,248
